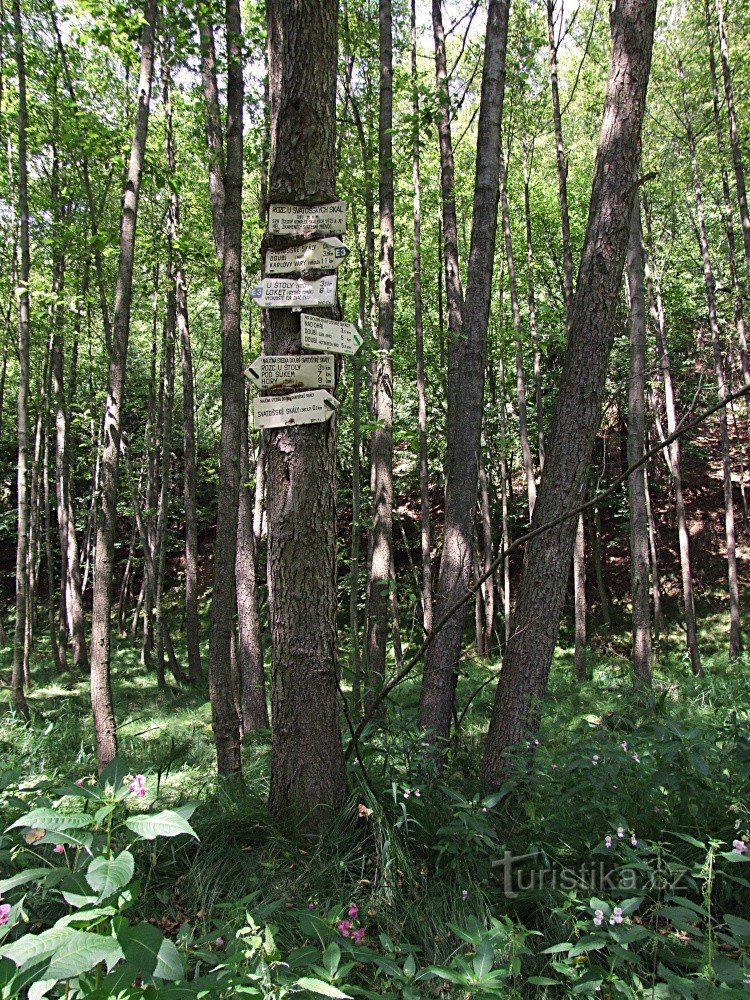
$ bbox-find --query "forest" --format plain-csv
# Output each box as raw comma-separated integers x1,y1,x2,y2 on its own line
0,0,749,995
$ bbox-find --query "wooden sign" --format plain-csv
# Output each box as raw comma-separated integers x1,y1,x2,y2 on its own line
252,389,340,429
250,275,337,309
301,314,363,356
268,201,347,237
265,238,349,275
245,354,335,390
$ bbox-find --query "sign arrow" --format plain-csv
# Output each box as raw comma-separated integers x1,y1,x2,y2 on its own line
268,201,347,237
245,354,335,390
265,237,349,275
301,314,363,356
252,390,340,430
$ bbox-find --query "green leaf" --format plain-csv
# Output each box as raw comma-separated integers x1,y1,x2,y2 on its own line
116,921,183,981
0,927,75,970
7,809,92,833
86,850,135,898
0,868,50,894
568,937,606,958
124,810,198,840
322,942,341,978
473,938,494,979
295,977,352,998
55,907,116,928
44,930,123,980
541,942,574,954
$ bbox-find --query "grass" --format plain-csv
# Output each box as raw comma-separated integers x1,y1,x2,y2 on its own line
1,603,749,994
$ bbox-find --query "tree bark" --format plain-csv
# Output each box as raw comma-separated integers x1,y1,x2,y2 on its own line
90,0,156,769
11,0,30,717
625,199,652,687
265,0,347,825
522,140,544,469
546,0,574,317
573,513,587,681
482,0,658,784
364,0,396,713
680,59,741,660
418,0,511,748
209,0,244,775
412,0,433,636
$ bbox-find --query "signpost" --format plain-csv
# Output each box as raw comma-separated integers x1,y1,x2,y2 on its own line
251,389,340,429
265,237,348,275
301,314,363,356
250,275,337,309
245,354,335,391
268,201,347,237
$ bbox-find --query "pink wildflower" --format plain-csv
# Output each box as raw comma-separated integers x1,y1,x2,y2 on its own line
348,904,359,919
351,928,365,944
414,789,421,798
616,826,625,839
403,789,411,799
75,779,84,787
631,753,640,764
620,741,628,751
732,839,748,855
609,907,623,925
630,835,638,847
592,755,600,765
128,775,147,798
593,909,604,927
215,936,225,948
54,844,65,854
604,836,613,849
0,904,10,926
461,890,469,901
308,902,316,910
337,920,351,938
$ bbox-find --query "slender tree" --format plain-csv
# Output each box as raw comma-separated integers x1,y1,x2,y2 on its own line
89,0,157,768
482,0,658,783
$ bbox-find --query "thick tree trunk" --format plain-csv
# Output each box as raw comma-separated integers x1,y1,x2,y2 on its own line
643,192,702,674
412,0,433,636
265,0,347,825
572,513,587,680
209,0,244,775
482,0,657,784
418,0,511,748
365,0,396,713
680,61,741,659
90,0,156,769
11,0,30,717
625,199,652,687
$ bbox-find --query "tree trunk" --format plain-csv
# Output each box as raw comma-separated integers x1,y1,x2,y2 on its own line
237,402,269,732
680,60,741,659
364,0,396,714
546,0,574,317
412,0,432,636
209,0,244,775
90,0,156,770
499,148,536,518
265,0,348,825
418,0,511,749
625,199,652,687
482,0,657,784
573,513,587,681
523,141,544,469
714,0,750,278
11,0,30,717
643,191,702,674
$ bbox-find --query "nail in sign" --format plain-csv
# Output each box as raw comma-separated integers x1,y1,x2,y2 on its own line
250,275,337,309
252,390,340,429
245,354,335,391
268,201,347,237
265,238,349,275
301,314,363,356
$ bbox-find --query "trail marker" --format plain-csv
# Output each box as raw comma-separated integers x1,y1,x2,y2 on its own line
268,201,347,237
250,275,337,309
265,237,349,275
252,389,340,429
301,314,363,356
245,354,335,390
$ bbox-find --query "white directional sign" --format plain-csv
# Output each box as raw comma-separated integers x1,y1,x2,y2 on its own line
250,275,337,309
268,201,347,237
265,238,349,275
245,354,335,391
252,389,340,429
301,314,363,356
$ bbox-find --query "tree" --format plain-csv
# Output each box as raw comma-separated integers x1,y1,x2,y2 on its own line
265,0,348,825
482,0,658,784
89,0,157,769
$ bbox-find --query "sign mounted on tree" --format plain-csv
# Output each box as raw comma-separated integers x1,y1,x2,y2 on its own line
250,275,337,309
301,314,363,356
268,201,347,237
245,354,335,391
252,389,340,429
265,238,349,275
